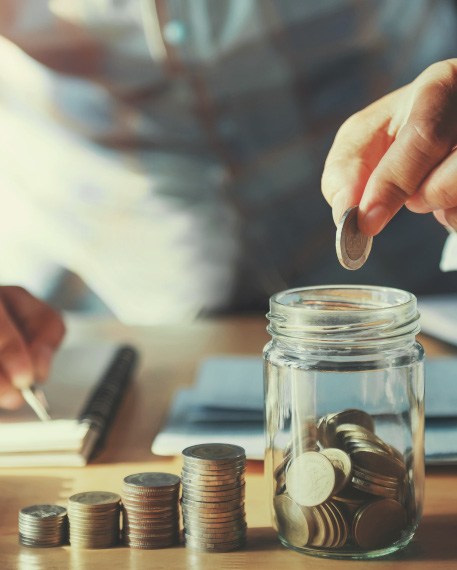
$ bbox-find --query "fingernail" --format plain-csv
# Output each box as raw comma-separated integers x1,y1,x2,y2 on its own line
36,346,54,381
0,389,23,409
12,372,33,390
359,205,391,236
332,191,348,225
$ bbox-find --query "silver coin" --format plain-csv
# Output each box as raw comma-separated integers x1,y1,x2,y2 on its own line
182,480,245,491
19,535,66,548
123,472,180,489
336,206,373,270
181,497,244,510
184,535,246,551
182,507,245,520
180,473,243,484
182,443,245,464
19,505,67,519
68,492,121,507
181,486,245,501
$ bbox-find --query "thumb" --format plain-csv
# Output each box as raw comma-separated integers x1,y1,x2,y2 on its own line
359,60,457,236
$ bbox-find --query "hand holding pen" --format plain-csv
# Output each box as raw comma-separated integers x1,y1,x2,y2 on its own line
0,286,65,414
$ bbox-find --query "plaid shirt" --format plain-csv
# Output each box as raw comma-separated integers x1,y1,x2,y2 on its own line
1,0,457,322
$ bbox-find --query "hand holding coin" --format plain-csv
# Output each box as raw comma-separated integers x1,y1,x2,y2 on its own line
322,59,457,236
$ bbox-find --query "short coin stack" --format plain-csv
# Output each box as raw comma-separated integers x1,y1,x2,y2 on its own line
181,443,247,552
121,472,181,549
19,504,68,547
68,491,121,548
273,409,409,552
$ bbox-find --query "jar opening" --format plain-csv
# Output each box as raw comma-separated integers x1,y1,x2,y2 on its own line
267,285,420,344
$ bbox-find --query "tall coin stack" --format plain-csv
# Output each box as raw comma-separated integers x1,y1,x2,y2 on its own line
181,443,247,552
121,472,181,549
68,491,121,548
19,504,68,547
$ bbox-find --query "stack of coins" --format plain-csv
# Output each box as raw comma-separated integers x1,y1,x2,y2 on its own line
68,491,121,548
19,505,68,547
181,443,247,552
273,409,409,551
121,472,180,549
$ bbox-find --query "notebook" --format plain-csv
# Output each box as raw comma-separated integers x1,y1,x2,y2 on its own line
0,342,137,467
418,294,457,346
152,356,457,465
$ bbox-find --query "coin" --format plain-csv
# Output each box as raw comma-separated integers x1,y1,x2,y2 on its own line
352,498,407,549
184,535,246,552
181,508,245,521
181,480,244,493
122,471,181,549
274,408,415,553
68,492,121,549
327,501,348,548
336,205,372,269
69,491,121,507
319,410,375,447
320,448,352,494
18,504,68,548
182,443,247,552
350,448,406,480
286,451,336,507
123,473,180,491
181,495,244,513
183,443,245,464
309,505,327,547
274,494,315,547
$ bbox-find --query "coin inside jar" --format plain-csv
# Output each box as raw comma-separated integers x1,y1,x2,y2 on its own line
352,498,407,549
286,451,336,507
336,206,373,270
274,495,315,547
320,448,352,494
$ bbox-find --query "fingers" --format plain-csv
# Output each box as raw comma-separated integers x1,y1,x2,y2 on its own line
358,60,457,235
0,287,65,410
0,300,34,408
323,60,457,237
0,287,65,382
406,145,457,212
322,90,400,226
0,371,24,409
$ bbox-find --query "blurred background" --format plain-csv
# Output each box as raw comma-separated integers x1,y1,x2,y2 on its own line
1,0,457,324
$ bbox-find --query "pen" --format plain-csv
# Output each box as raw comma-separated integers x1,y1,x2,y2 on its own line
21,385,51,421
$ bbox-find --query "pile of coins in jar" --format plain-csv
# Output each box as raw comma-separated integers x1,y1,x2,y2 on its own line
18,443,247,551
273,409,411,552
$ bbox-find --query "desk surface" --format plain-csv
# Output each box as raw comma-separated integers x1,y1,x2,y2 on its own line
1,315,457,570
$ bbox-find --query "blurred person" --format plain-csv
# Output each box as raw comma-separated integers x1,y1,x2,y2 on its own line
1,0,457,408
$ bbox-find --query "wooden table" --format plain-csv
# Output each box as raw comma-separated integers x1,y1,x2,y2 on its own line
1,315,457,569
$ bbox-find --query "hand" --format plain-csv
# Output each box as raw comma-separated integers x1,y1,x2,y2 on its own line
322,59,457,235
0,287,65,409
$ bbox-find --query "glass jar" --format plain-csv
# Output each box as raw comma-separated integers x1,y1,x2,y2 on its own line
263,285,424,560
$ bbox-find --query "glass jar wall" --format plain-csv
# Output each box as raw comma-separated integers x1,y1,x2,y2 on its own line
263,285,424,559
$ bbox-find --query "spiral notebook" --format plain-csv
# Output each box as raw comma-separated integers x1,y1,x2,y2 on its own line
0,343,137,467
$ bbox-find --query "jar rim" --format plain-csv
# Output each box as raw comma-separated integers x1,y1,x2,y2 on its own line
267,285,420,344
270,285,415,313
